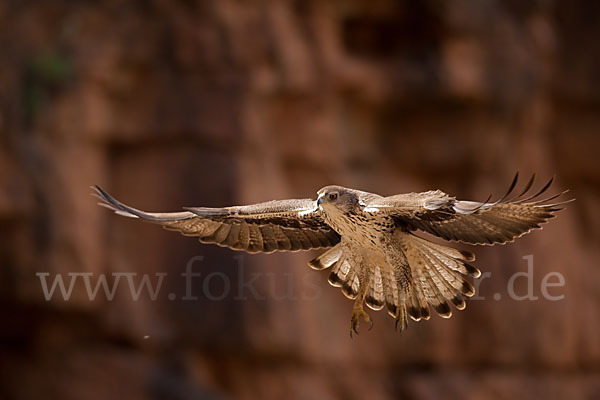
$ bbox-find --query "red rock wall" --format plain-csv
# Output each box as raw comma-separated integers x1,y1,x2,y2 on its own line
1,1,599,399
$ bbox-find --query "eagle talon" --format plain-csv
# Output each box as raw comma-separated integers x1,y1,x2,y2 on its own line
350,306,371,336
394,310,408,334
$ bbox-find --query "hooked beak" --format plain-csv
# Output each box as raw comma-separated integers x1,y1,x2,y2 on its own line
316,196,324,206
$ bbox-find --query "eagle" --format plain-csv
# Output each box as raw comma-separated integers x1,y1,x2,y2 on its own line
93,174,571,336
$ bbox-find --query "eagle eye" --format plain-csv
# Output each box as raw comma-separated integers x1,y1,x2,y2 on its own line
328,193,338,201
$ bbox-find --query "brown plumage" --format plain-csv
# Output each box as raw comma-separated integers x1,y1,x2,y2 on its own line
93,173,572,336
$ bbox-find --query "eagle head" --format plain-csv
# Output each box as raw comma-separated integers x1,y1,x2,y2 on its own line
316,185,358,212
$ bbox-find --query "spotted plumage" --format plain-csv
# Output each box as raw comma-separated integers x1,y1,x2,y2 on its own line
93,173,572,336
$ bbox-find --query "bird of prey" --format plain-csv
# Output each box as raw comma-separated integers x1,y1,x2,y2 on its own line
93,174,571,336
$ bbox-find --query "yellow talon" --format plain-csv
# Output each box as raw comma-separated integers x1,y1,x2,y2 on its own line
349,306,372,338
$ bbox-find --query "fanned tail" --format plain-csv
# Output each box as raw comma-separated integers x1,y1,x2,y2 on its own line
310,234,481,334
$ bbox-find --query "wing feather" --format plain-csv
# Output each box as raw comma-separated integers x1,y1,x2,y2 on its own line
92,186,339,253
365,174,572,245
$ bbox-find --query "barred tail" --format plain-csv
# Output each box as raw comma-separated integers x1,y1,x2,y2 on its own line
309,235,481,334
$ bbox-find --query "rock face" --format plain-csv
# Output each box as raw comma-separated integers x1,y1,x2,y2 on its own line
0,1,598,399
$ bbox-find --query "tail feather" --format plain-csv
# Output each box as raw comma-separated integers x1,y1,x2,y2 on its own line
412,236,480,278
327,258,346,287
327,255,361,302
398,233,478,321
408,268,431,321
421,258,453,318
382,267,399,317
341,266,359,299
365,266,385,310
310,244,362,300
417,243,476,298
308,244,343,270
421,248,467,311
416,267,439,319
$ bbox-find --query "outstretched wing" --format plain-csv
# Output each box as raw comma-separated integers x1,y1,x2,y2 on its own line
364,174,573,245
92,186,340,253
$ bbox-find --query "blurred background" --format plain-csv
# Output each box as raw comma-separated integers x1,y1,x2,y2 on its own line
1,0,599,399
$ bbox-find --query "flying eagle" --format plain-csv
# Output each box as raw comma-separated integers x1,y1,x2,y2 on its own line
93,174,571,336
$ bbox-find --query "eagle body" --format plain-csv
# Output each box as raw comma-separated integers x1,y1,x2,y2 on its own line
93,174,571,335
320,202,393,245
